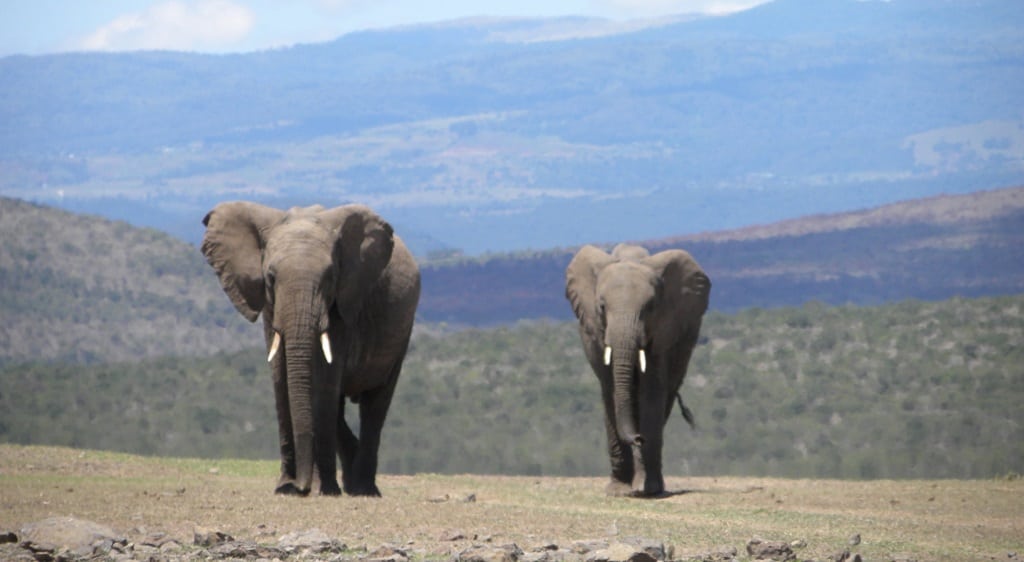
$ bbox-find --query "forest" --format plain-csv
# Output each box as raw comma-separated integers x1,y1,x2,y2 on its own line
2,294,1021,480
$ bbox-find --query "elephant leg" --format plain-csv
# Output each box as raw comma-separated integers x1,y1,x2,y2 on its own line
271,360,302,495
599,379,634,496
347,364,401,497
635,375,666,497
313,395,342,496
337,396,359,493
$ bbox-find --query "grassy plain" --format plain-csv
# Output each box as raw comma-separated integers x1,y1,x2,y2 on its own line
0,445,1020,561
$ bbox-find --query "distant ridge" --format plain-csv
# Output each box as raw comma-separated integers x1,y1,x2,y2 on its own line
419,186,1024,323
658,185,1024,244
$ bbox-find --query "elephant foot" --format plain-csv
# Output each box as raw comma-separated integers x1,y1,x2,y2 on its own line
630,474,665,498
344,482,382,497
605,479,634,497
319,480,342,496
274,481,310,496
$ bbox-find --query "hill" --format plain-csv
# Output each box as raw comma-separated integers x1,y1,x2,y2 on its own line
3,294,1021,480
420,186,1024,323
1,0,1022,253
0,197,257,364
2,186,1023,363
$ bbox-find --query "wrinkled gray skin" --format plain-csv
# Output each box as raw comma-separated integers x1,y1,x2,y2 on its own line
566,243,710,497
202,202,420,497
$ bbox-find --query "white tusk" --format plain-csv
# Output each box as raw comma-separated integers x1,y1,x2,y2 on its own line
604,346,612,366
321,332,333,364
267,332,281,363
639,349,647,373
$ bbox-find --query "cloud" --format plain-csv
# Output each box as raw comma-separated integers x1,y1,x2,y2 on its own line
80,0,254,52
594,0,768,17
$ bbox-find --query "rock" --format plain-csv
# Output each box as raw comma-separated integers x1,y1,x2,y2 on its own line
848,533,861,546
746,537,795,561
0,543,34,561
441,529,469,541
210,539,287,559
586,542,658,562
20,516,124,559
456,542,524,562
829,550,862,562
193,526,234,547
278,528,346,554
572,540,610,554
368,543,411,562
677,545,738,562
619,537,667,560
0,531,17,544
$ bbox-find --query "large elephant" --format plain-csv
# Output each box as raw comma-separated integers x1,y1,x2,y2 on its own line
201,202,420,497
565,243,710,497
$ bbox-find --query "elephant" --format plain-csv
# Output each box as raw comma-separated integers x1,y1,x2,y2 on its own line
565,243,710,497
201,201,420,497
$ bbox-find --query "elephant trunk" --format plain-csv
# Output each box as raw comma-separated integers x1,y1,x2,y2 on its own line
284,333,316,494
608,314,643,447
280,290,330,495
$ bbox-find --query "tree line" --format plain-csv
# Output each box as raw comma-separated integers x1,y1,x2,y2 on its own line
2,294,1021,479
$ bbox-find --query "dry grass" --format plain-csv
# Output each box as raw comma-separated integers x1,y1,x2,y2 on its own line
1,444,1021,561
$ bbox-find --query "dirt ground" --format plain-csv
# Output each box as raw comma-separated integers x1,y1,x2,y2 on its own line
1,445,1021,561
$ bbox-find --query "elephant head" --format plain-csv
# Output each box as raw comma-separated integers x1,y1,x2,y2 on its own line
201,201,395,494
566,243,710,495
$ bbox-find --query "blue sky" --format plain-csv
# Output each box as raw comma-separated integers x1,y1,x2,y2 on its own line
0,0,768,56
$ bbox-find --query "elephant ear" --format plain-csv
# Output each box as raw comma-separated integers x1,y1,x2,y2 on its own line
644,249,711,343
320,204,395,324
565,245,615,340
201,201,285,322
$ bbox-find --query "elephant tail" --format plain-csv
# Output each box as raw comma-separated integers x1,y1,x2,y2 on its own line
675,392,696,430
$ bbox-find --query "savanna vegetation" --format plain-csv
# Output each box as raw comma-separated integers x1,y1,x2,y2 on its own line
3,294,1021,480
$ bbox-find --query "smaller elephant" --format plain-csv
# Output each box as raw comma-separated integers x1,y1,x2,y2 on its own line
566,243,710,497
201,202,420,496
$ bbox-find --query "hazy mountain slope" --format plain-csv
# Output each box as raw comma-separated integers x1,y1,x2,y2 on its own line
0,197,257,364
2,186,1021,364
1,0,1021,254
419,186,1024,323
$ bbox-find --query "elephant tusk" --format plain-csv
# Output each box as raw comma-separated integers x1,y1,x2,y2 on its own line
320,332,333,364
603,346,612,366
639,349,647,373
267,332,281,363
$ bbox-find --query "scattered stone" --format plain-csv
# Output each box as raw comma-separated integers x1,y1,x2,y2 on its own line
0,530,17,544
746,537,795,561
461,493,478,503
210,539,287,560
457,542,524,562
848,533,861,546
677,545,738,562
829,550,862,562
441,529,469,541
278,527,346,555
193,526,233,547
367,543,411,562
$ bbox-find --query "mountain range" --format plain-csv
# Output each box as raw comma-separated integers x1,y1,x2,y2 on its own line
1,0,1022,255
2,184,1021,363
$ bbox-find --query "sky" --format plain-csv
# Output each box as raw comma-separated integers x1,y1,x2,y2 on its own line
0,0,769,57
